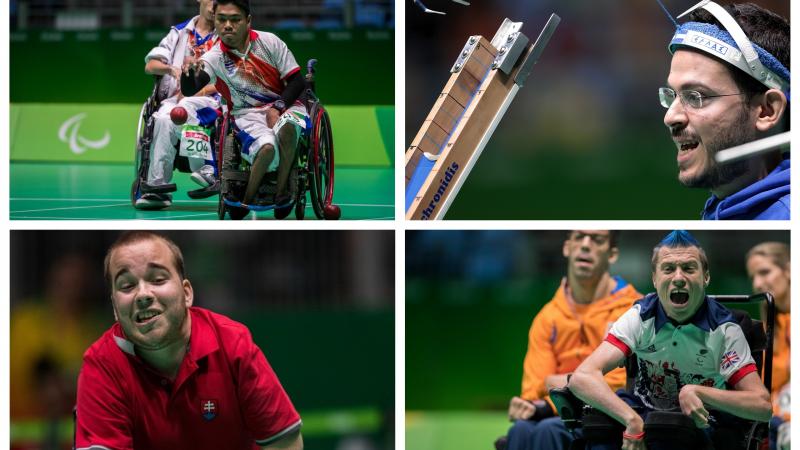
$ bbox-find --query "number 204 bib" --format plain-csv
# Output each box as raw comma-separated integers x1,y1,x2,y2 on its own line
179,125,213,160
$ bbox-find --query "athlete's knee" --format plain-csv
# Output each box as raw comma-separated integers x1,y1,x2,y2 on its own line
508,419,538,440
277,122,297,141
533,416,569,442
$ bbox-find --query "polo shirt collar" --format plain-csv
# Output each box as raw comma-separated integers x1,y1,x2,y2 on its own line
219,28,258,55
653,295,711,332
112,308,219,362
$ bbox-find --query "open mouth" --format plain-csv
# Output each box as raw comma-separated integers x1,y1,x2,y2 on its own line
678,141,699,152
670,291,689,305
135,310,162,325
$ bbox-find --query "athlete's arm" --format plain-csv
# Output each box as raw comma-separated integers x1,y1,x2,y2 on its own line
278,72,305,108
261,430,303,450
196,84,218,97
678,372,771,423
145,58,181,80
569,342,644,448
266,72,306,127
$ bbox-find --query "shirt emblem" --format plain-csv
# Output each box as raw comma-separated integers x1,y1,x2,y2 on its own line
202,399,218,421
720,350,740,370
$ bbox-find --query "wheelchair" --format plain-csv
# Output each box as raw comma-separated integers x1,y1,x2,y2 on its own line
130,76,222,209
496,293,776,450
216,59,337,220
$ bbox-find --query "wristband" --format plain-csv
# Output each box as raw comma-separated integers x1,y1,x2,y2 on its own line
622,431,645,440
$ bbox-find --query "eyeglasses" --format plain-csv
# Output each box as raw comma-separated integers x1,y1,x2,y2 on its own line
570,232,609,245
658,87,746,109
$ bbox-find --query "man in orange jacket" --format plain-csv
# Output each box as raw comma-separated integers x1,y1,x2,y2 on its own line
505,230,641,450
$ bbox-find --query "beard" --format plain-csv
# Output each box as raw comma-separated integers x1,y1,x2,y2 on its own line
678,107,756,189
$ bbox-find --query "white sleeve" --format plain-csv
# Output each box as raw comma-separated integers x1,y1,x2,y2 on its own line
267,34,300,79
145,28,179,64
718,322,756,383
606,304,643,355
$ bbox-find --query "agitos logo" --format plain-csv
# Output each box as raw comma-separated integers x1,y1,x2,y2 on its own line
58,113,111,154
421,162,459,220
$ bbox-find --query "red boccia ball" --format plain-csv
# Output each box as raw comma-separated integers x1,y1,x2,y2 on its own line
323,204,341,220
170,106,188,125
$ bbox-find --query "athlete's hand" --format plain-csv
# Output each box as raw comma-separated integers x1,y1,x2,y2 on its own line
181,57,203,77
170,66,183,80
507,396,536,421
679,384,710,428
622,416,646,450
266,107,280,128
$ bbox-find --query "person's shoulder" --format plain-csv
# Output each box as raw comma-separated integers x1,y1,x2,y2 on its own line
172,16,197,32
632,293,658,319
254,29,287,46
754,194,790,220
82,324,124,367
605,277,642,307
191,307,253,341
533,286,566,319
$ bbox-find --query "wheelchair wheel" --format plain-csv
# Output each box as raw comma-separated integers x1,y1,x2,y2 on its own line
130,101,149,206
308,106,334,219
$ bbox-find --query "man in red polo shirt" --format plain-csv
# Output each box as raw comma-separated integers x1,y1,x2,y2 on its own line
75,231,302,449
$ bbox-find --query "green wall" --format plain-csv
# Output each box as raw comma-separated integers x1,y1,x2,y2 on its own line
10,103,393,165
11,29,393,105
406,277,762,411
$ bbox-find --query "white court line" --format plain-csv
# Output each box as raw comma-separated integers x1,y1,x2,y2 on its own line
10,197,216,204
9,216,128,220
149,213,219,220
11,203,131,214
11,198,392,209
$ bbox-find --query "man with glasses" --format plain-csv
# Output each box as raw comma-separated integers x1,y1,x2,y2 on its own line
660,2,789,220
504,231,640,450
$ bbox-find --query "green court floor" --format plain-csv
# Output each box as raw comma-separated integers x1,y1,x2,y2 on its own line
406,411,508,450
10,163,394,220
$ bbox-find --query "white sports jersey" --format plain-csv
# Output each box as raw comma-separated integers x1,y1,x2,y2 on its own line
606,294,757,411
200,29,302,116
145,16,217,99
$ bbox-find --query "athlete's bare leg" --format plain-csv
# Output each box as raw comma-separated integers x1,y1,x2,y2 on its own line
275,125,297,199
243,144,274,204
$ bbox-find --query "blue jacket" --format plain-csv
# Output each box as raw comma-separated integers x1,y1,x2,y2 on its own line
701,157,790,220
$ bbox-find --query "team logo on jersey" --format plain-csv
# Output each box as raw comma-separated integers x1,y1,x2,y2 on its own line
58,113,111,154
642,344,657,353
201,399,219,421
720,350,740,370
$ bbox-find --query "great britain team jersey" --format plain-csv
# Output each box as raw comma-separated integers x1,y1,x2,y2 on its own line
200,29,301,116
605,294,757,411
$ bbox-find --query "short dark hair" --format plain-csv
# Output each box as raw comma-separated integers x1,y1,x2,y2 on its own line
651,230,708,274
104,231,186,289
687,3,789,99
213,0,251,16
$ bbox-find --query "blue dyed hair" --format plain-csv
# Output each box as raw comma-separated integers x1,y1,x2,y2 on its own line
651,230,709,274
